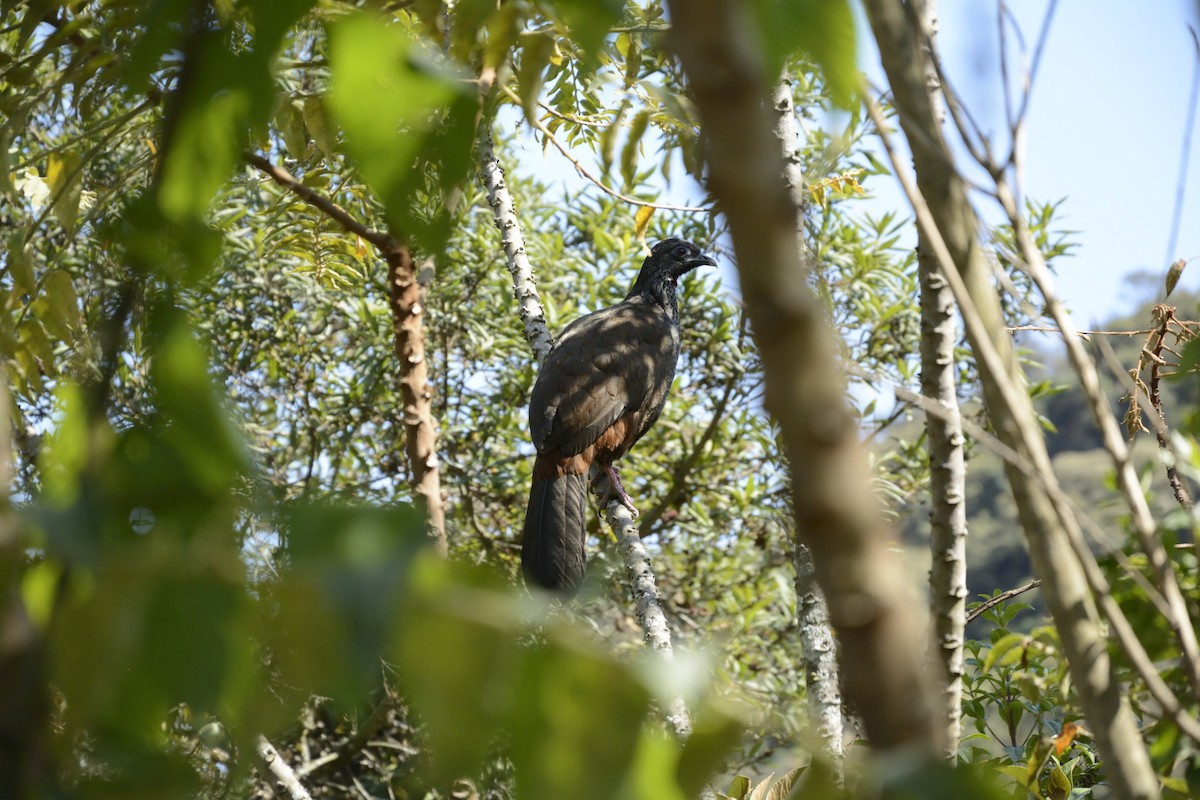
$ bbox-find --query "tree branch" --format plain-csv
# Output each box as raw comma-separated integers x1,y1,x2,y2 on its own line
244,152,390,249
256,735,314,800
966,580,1041,624
773,72,844,763
477,129,554,362
863,2,1162,784
606,501,692,739
245,152,446,553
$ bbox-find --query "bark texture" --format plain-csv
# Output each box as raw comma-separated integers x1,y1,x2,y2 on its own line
912,0,969,757
667,0,941,752
478,129,554,362
610,502,692,739
773,75,844,761
864,1,1157,794
245,155,448,552
385,240,447,555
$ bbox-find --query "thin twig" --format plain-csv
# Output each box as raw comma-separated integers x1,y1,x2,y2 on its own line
966,579,1042,623
500,86,709,214
245,152,391,249
1005,325,1153,337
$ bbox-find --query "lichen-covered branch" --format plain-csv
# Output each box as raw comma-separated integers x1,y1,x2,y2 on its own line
607,501,693,739
255,735,314,800
912,0,969,757
772,74,844,763
478,128,554,362
667,0,940,753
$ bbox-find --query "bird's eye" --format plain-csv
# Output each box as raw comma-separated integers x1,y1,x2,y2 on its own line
673,245,689,258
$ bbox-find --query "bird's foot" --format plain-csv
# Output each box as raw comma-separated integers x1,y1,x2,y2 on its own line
593,464,639,517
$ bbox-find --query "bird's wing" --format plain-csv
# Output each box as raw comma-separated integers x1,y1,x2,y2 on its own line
529,303,670,457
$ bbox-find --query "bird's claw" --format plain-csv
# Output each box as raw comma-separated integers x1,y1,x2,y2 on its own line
593,464,640,517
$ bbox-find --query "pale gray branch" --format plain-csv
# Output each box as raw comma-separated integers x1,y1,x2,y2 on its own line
256,735,313,800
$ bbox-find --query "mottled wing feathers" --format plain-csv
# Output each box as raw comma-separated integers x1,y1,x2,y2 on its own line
529,299,678,459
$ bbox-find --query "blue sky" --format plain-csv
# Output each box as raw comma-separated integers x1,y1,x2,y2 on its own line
911,0,1200,322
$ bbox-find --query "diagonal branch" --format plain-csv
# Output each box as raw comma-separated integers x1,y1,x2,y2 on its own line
245,152,446,554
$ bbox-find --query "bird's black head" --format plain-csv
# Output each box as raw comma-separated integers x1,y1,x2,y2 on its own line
649,238,717,280
628,239,716,305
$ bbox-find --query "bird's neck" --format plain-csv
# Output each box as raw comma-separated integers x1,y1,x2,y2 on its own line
626,278,680,321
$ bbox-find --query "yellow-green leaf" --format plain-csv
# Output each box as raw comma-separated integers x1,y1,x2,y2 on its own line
982,632,1029,673
302,95,336,158
516,31,556,123
17,319,56,375
43,270,81,335
47,151,84,232
276,97,309,160
1165,257,1186,298
633,205,654,244
1046,764,1072,800
620,109,651,189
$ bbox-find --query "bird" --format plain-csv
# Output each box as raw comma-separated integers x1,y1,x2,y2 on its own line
521,238,716,593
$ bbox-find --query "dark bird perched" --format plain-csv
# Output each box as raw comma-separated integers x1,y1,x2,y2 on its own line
522,239,716,593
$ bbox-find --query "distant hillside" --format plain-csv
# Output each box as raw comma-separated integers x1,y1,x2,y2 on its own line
891,284,1200,633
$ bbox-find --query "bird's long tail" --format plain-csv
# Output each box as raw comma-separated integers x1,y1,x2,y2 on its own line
522,463,588,593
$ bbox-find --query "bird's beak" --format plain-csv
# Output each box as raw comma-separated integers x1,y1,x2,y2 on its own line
687,254,717,270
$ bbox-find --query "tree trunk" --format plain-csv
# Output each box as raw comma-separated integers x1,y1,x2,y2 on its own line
384,239,447,555
667,0,942,753
773,75,844,762
912,0,969,758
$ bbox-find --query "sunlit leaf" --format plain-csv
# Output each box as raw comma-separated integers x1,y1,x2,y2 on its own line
47,151,83,231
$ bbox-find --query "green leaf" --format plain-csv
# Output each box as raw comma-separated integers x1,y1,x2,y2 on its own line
508,631,650,800
41,269,81,335
516,31,557,123
622,730,687,800
1047,764,1072,800
621,109,651,189
327,13,474,246
751,0,858,108
547,0,623,69
273,502,427,707
983,632,1029,673
301,95,336,158
727,775,751,800
674,702,744,797
7,232,35,294
148,310,249,495
47,150,83,231
275,97,309,160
